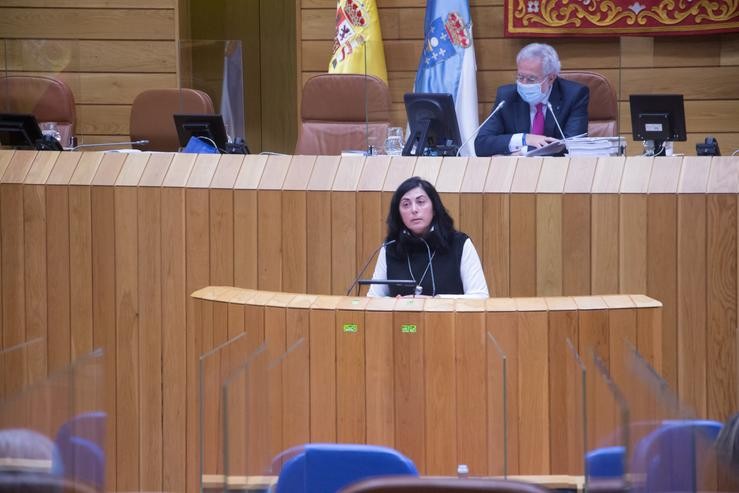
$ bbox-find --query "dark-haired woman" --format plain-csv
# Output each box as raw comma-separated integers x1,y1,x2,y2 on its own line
368,176,489,298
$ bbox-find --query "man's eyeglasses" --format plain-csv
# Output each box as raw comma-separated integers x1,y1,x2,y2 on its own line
516,74,547,84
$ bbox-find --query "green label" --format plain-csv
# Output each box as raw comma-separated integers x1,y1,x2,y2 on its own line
343,323,358,333
400,324,417,333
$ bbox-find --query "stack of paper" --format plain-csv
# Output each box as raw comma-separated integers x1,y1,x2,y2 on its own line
565,137,626,156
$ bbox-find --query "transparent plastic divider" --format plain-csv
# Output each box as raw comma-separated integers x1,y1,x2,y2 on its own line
0,342,106,492
0,39,81,148
485,331,507,477
199,331,250,490
560,338,586,476
178,40,245,145
586,350,629,491
619,344,720,492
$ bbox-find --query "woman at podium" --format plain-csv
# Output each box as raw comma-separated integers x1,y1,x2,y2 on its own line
367,176,489,298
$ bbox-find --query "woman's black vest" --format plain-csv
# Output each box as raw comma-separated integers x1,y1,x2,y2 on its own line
386,231,468,297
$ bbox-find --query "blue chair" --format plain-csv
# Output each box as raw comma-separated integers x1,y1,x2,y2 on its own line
274,443,418,493
631,419,723,492
55,412,106,491
586,445,625,478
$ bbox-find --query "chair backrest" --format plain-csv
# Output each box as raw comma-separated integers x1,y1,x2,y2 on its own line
559,71,617,137
274,444,418,493
340,476,551,493
55,412,106,490
631,419,723,493
295,74,391,155
0,75,76,146
129,88,214,151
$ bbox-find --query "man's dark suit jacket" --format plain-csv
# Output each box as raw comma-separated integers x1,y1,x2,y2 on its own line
474,77,589,157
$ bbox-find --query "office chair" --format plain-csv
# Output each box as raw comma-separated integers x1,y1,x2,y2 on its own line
559,71,618,137
0,75,76,147
274,443,418,493
129,88,214,151
55,412,106,491
294,73,391,155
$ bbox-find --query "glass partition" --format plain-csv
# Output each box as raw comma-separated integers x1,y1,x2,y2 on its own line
486,332,507,477
0,39,80,149
178,40,245,147
561,338,587,476
0,341,106,492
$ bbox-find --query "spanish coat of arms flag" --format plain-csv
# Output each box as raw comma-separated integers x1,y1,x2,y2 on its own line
329,0,388,83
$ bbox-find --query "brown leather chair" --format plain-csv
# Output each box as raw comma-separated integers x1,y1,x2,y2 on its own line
295,73,392,155
340,476,551,493
0,75,76,147
129,88,214,151
559,70,618,137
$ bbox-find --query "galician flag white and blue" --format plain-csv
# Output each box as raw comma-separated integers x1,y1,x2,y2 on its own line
414,0,479,156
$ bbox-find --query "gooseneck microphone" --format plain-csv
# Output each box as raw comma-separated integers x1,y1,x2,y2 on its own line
456,100,506,157
346,240,396,296
546,102,568,142
71,139,150,151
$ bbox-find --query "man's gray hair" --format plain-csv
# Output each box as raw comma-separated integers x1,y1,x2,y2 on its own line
517,43,561,76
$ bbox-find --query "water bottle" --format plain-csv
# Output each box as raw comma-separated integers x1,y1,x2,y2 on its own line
384,127,404,156
40,122,62,144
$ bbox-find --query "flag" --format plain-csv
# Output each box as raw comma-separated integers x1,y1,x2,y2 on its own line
414,0,479,156
329,0,388,83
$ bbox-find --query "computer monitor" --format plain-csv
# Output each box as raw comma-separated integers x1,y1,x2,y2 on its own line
0,113,47,150
402,93,461,157
629,94,686,156
173,114,229,152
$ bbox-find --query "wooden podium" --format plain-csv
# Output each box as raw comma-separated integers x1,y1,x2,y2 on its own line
192,287,662,479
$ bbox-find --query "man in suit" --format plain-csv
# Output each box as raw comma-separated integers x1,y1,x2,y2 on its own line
474,43,589,156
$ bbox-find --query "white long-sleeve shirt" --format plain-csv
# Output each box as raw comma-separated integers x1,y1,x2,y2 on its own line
367,238,489,298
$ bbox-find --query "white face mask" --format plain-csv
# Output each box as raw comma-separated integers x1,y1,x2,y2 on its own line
517,80,547,105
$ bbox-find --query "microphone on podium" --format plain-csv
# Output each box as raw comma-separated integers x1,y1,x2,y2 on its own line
71,139,150,151
456,100,506,157
346,239,397,296
546,102,568,143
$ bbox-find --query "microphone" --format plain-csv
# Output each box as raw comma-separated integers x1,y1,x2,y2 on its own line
71,139,150,151
346,239,396,296
456,100,506,157
546,102,568,142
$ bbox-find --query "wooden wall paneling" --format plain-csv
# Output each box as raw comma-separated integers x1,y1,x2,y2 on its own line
646,193,678,390
68,181,94,361
618,157,650,295
308,296,340,442
632,300,664,423
284,297,314,449
356,190,384,297
509,193,536,297
706,192,738,420
383,156,417,193
233,156,266,290
676,189,708,416
264,301,288,459
335,297,368,443
0,151,15,179
423,299,457,475
364,298,397,448
45,184,71,373
256,156,291,292
535,158,567,297
546,297,582,474
515,298,549,473
483,193,510,298
562,194,591,296
412,156,442,185
393,299,426,473
453,301,488,476
281,160,312,293
160,182,187,493
114,183,140,491
574,297,613,452
603,297,637,438
458,157,490,254
209,156,242,290
305,157,340,295
331,190,358,296
137,179,163,490
591,157,624,295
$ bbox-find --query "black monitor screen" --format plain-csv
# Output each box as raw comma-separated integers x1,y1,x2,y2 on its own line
629,94,686,144
0,113,44,149
173,114,229,152
402,93,461,157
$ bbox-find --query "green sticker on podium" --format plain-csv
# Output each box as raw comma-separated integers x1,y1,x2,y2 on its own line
343,323,358,333
400,324,417,333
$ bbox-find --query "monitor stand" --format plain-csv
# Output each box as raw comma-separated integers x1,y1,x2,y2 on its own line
644,139,671,157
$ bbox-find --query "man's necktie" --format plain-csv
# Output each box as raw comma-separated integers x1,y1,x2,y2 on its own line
531,103,545,135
